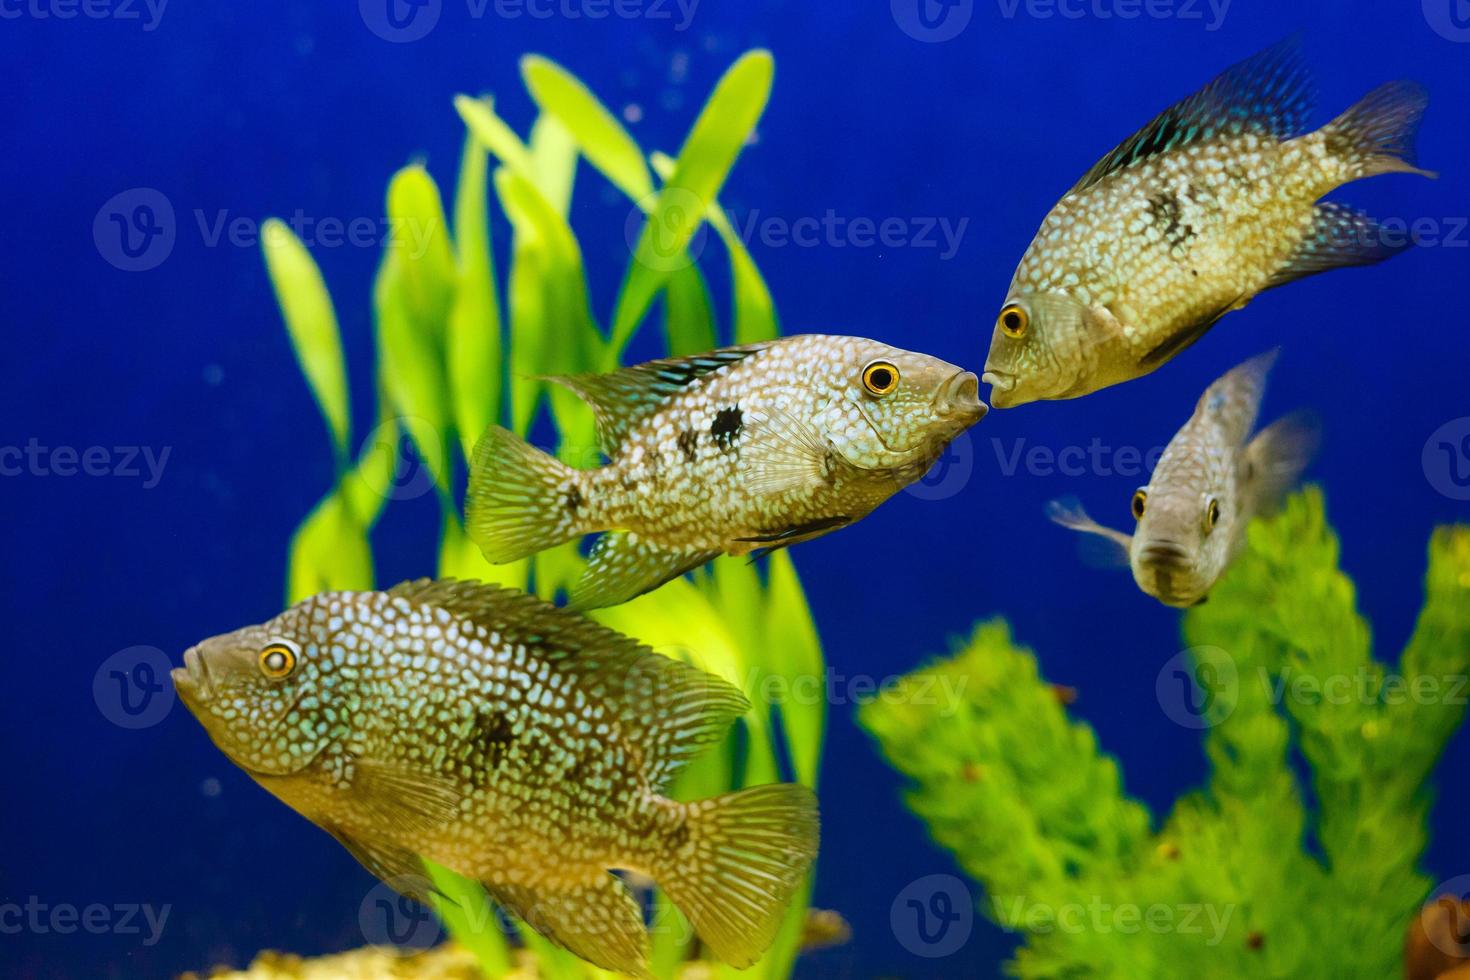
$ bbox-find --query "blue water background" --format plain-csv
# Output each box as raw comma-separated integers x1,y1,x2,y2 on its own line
4,1,1468,976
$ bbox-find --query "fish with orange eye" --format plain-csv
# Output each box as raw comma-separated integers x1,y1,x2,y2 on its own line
465,335,987,609
1047,351,1316,608
983,37,1434,408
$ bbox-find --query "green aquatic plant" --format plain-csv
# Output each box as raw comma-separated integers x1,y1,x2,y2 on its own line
862,489,1470,979
258,50,825,979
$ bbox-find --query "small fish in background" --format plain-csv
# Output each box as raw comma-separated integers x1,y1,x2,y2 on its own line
467,336,986,609
983,37,1435,407
1047,351,1317,608
173,579,819,978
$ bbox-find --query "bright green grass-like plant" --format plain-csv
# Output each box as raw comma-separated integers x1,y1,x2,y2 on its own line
862,489,1470,979
259,51,825,979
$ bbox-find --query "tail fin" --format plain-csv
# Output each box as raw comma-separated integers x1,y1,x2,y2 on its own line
1246,411,1320,517
465,425,589,563
1323,80,1436,181
657,784,819,969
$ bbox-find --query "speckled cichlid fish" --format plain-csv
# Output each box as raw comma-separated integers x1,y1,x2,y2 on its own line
467,335,985,609
983,38,1435,408
1047,351,1316,608
173,579,819,977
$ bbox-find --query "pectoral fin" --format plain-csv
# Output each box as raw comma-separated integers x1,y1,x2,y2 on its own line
352,757,464,837
1046,497,1133,568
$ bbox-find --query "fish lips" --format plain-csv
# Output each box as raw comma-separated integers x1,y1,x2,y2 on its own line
938,370,988,423
981,370,1019,409
172,645,212,704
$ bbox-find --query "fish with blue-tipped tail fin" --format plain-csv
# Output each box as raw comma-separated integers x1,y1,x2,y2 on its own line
984,37,1436,407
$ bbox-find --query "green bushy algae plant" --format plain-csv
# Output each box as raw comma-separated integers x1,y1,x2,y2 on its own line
862,489,1470,979
257,51,825,979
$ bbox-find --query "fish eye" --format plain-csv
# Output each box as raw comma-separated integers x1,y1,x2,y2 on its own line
998,303,1029,339
861,360,900,396
1204,497,1221,533
1131,489,1148,521
258,641,298,680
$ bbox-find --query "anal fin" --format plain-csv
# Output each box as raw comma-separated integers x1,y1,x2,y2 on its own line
569,531,719,610
488,875,651,979
1265,202,1412,291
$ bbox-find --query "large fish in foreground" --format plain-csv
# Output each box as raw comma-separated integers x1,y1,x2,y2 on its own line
173,579,819,977
983,39,1435,408
1047,351,1315,608
468,335,985,609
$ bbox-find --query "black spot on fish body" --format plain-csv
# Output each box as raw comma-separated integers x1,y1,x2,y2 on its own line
711,407,743,450
666,820,690,850
475,709,516,773
676,429,699,462
564,485,584,513
1146,192,1195,250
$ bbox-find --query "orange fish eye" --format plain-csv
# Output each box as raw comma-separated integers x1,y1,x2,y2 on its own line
1131,489,1148,521
861,360,900,396
998,303,1029,339
259,642,298,679
1204,497,1221,533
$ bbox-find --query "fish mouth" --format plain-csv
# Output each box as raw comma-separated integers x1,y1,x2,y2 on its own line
173,645,211,700
981,370,1017,408
936,371,987,423
1138,541,1192,568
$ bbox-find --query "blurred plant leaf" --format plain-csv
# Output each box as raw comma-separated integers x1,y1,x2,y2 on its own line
652,151,779,344
609,50,774,358
521,54,656,201
447,134,502,461
386,164,459,333
454,94,537,178
261,219,351,464
425,861,514,977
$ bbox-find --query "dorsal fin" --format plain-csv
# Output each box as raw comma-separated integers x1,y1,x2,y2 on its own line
545,343,769,455
386,578,749,788
1193,349,1277,447
1070,36,1315,195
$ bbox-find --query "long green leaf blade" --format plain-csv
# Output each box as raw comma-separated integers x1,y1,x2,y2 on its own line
608,50,774,357
261,219,352,463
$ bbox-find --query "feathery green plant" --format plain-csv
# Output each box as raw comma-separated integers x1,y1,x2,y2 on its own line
259,50,825,979
861,489,1470,979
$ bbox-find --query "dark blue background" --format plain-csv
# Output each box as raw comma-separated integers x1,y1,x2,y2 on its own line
3,1,1467,976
